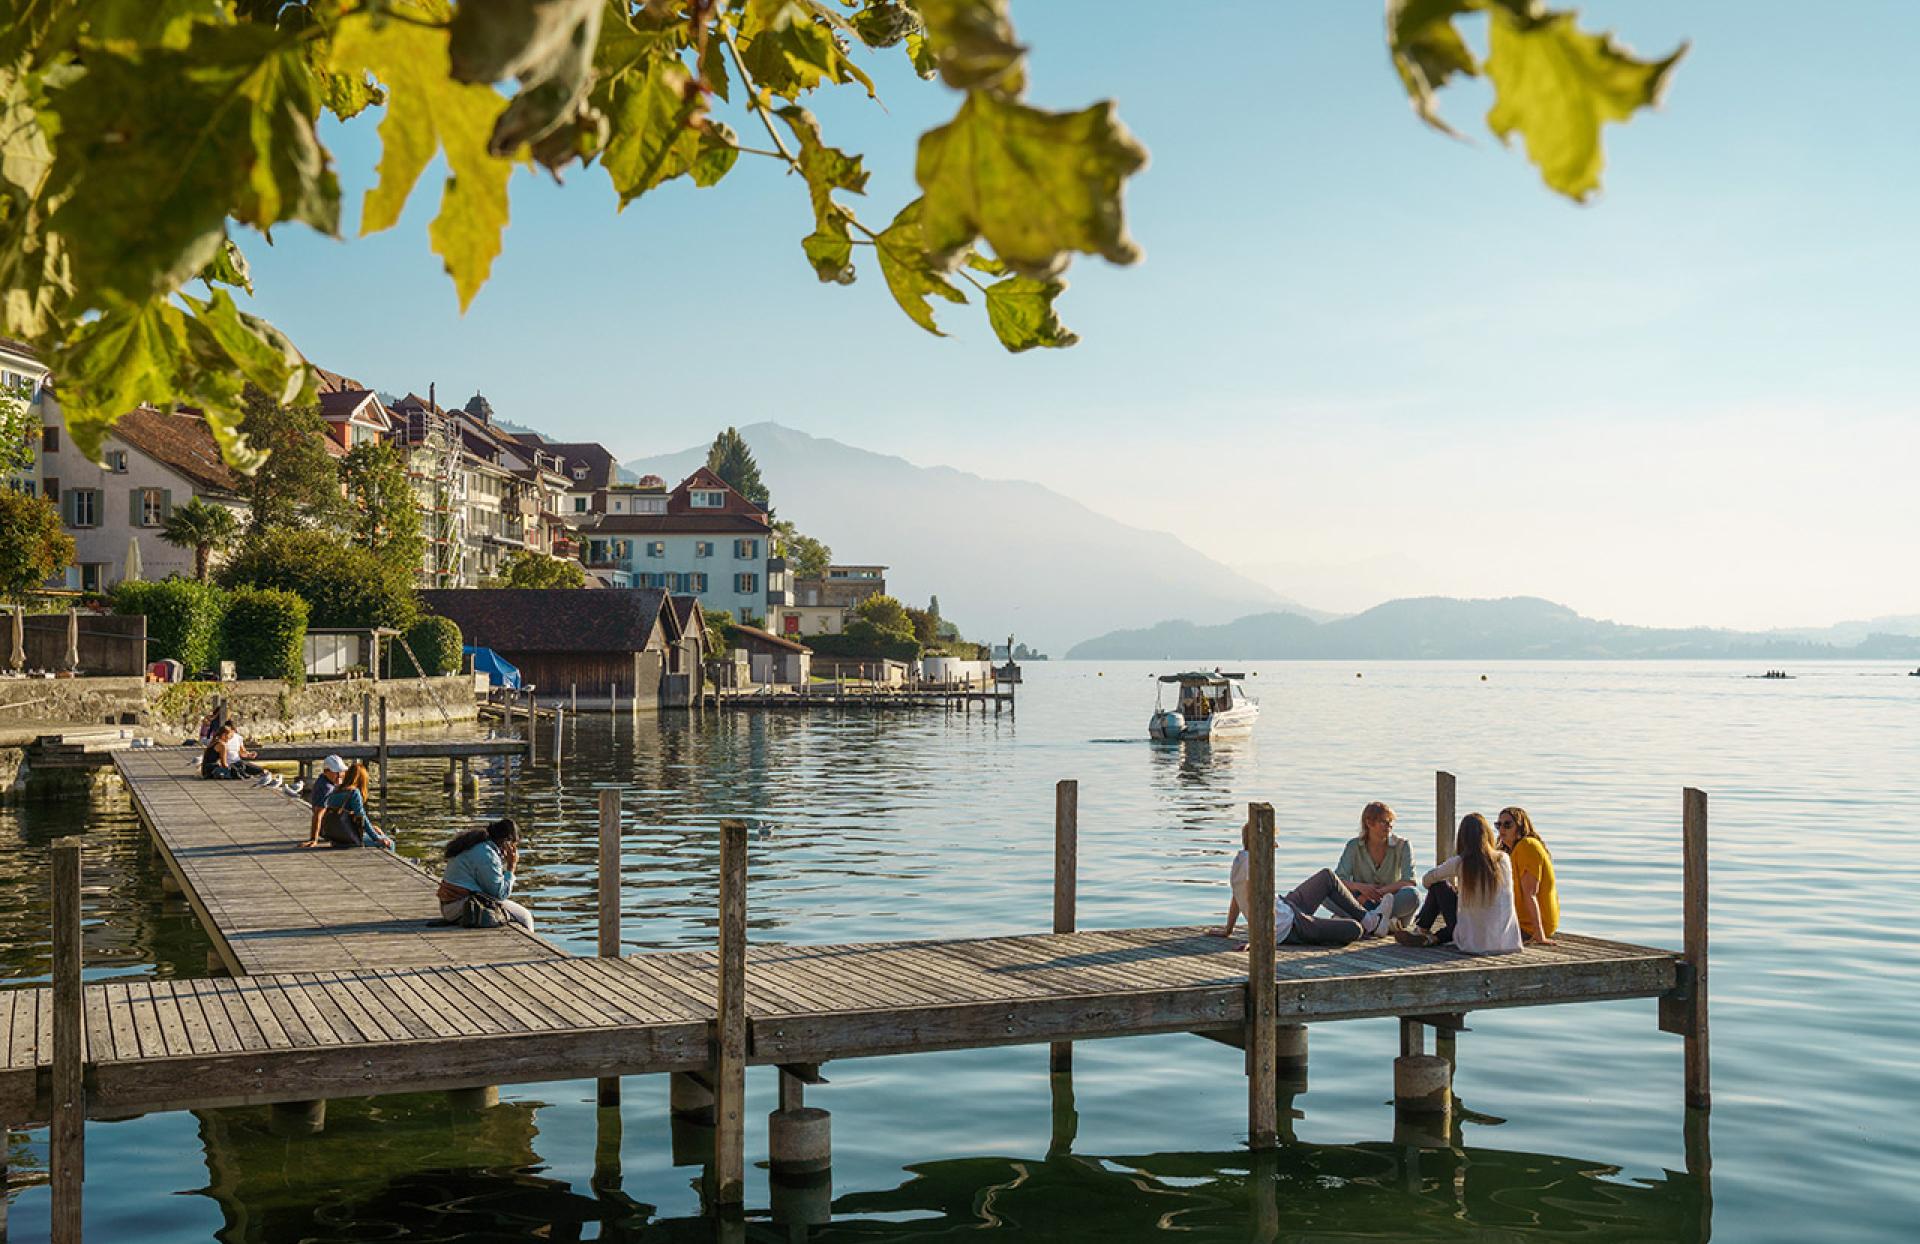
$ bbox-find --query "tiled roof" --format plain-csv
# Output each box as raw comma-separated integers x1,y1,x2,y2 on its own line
586,512,771,535
111,407,244,495
521,439,620,489
312,366,368,395
419,588,669,654
729,622,811,655
668,594,703,635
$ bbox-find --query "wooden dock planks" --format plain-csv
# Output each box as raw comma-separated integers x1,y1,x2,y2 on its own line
114,750,556,975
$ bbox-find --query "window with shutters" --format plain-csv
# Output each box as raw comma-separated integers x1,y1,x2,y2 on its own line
136,487,168,527
734,572,759,594
695,541,713,558
691,573,708,593
70,488,99,527
734,538,758,559
105,449,127,473
647,541,665,558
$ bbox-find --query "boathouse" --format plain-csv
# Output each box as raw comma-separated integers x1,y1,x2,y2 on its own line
728,622,812,686
419,587,673,709
665,594,709,706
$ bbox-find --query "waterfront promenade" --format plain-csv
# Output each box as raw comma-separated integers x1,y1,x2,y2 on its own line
2,754,1706,1239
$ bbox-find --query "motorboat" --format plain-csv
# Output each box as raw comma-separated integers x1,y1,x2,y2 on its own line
1149,671,1259,740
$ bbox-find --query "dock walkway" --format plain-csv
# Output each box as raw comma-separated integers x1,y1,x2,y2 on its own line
4,763,1705,1237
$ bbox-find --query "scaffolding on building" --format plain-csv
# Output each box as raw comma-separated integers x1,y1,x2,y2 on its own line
400,384,468,588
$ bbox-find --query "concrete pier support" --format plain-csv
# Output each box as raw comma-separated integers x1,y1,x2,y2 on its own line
268,1100,326,1136
770,1170,832,1228
159,869,182,896
1276,1024,1308,1084
1393,1055,1451,1115
670,1071,715,1123
768,1107,832,1176
447,1085,499,1111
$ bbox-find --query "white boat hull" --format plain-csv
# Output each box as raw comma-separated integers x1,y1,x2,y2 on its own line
1150,703,1259,740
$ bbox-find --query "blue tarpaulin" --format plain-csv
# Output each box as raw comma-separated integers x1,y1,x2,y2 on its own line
464,645,522,690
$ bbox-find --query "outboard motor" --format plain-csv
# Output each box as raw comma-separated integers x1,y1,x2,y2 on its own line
1149,709,1186,740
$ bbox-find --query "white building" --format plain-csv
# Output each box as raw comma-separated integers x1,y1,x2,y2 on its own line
582,467,785,624
2,337,48,497
37,403,249,590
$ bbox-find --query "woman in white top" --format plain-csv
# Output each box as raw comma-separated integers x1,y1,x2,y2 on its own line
1392,813,1522,955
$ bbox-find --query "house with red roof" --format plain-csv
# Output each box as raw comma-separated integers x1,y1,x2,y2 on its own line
579,467,791,624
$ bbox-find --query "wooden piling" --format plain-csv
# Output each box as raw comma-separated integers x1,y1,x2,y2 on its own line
1245,801,1277,1149
714,818,749,1205
377,695,389,801
1682,787,1710,1109
525,687,537,767
51,836,84,1243
360,691,371,744
597,786,622,1108
1050,779,1078,1073
1435,770,1456,866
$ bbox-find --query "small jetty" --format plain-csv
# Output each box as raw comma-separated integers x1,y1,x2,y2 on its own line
3,764,1710,1240
717,682,1015,711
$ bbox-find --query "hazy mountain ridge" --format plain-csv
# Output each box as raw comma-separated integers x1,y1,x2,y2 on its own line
1066,595,1920,660
622,423,1313,649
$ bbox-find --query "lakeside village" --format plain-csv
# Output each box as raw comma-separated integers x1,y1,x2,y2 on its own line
0,338,1014,791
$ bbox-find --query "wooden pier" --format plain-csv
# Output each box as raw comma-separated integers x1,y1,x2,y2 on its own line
716,682,1016,710
1,766,1708,1239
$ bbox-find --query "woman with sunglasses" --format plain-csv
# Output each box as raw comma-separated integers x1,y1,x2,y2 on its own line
1496,806,1557,945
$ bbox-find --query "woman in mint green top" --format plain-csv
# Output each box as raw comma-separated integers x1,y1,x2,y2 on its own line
1335,801,1418,926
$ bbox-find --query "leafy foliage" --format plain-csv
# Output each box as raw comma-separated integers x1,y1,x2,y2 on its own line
707,426,769,506
0,386,36,475
237,387,349,534
111,577,227,672
158,497,241,581
0,489,73,602
218,529,420,631
807,623,920,663
221,585,308,683
854,593,914,638
499,549,587,588
393,614,464,677
773,520,830,579
1,1,1683,473
339,441,426,576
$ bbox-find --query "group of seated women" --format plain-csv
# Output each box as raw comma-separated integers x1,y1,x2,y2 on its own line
1216,800,1558,955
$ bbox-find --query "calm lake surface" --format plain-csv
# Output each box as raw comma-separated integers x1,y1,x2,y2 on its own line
3,660,1917,1241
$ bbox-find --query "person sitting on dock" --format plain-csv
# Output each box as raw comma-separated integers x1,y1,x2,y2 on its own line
1334,801,1419,929
212,722,269,782
1393,813,1522,954
437,818,534,932
300,757,394,850
1496,806,1557,946
1216,814,1394,948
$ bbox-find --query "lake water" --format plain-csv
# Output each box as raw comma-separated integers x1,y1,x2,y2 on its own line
3,660,1917,1241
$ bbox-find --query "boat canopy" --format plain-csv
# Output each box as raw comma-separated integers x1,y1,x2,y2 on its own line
1158,671,1245,684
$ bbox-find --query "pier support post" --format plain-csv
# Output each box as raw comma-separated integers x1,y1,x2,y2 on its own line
525,688,537,767
361,692,371,745
447,1086,499,1111
377,695,389,802
1050,778,1078,1074
768,1072,830,1176
444,756,456,789
1276,1024,1308,1087
1681,787,1712,1105
1048,1064,1078,1158
268,1100,327,1136
713,818,749,1206
1394,1018,1451,1122
670,1072,715,1123
460,757,476,794
51,837,84,1244
1246,801,1278,1149
1435,771,1456,869
597,787,622,1108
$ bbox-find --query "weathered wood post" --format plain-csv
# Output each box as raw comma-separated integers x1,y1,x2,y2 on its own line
377,695,389,801
360,691,371,744
714,818,749,1206
51,836,84,1244
554,706,565,778
1434,770,1456,867
1682,788,1710,1108
597,787,622,1108
571,681,578,712
1246,801,1278,1149
1050,778,1078,1073
525,687,537,767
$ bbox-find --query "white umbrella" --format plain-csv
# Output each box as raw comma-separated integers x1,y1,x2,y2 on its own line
65,606,80,672
8,605,22,672
124,535,143,584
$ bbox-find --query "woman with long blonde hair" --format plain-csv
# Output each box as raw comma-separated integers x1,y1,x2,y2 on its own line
1393,813,1521,954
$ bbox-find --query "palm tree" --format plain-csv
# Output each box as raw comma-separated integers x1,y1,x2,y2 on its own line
159,498,239,581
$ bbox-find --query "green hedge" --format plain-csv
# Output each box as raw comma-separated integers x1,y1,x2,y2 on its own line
803,626,921,663
218,529,419,630
221,587,308,682
391,615,463,677
111,578,227,673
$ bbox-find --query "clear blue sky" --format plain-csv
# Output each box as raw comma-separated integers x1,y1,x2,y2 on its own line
244,2,1920,628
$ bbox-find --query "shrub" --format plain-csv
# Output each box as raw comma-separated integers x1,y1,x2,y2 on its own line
218,529,419,630
221,587,308,682
499,550,586,589
807,624,920,663
854,594,913,638
112,578,228,673
391,615,463,677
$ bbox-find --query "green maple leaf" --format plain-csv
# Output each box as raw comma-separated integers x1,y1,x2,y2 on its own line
874,198,966,336
739,0,876,100
1485,8,1686,202
778,105,869,284
915,91,1146,278
43,24,338,309
984,274,1076,352
1385,0,1483,136
598,55,705,204
47,300,190,464
332,5,514,311
913,0,1025,94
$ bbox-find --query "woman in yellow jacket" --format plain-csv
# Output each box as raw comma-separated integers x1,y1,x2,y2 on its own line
1496,807,1558,945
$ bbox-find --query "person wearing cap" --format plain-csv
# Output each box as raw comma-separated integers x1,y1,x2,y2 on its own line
301,756,393,850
